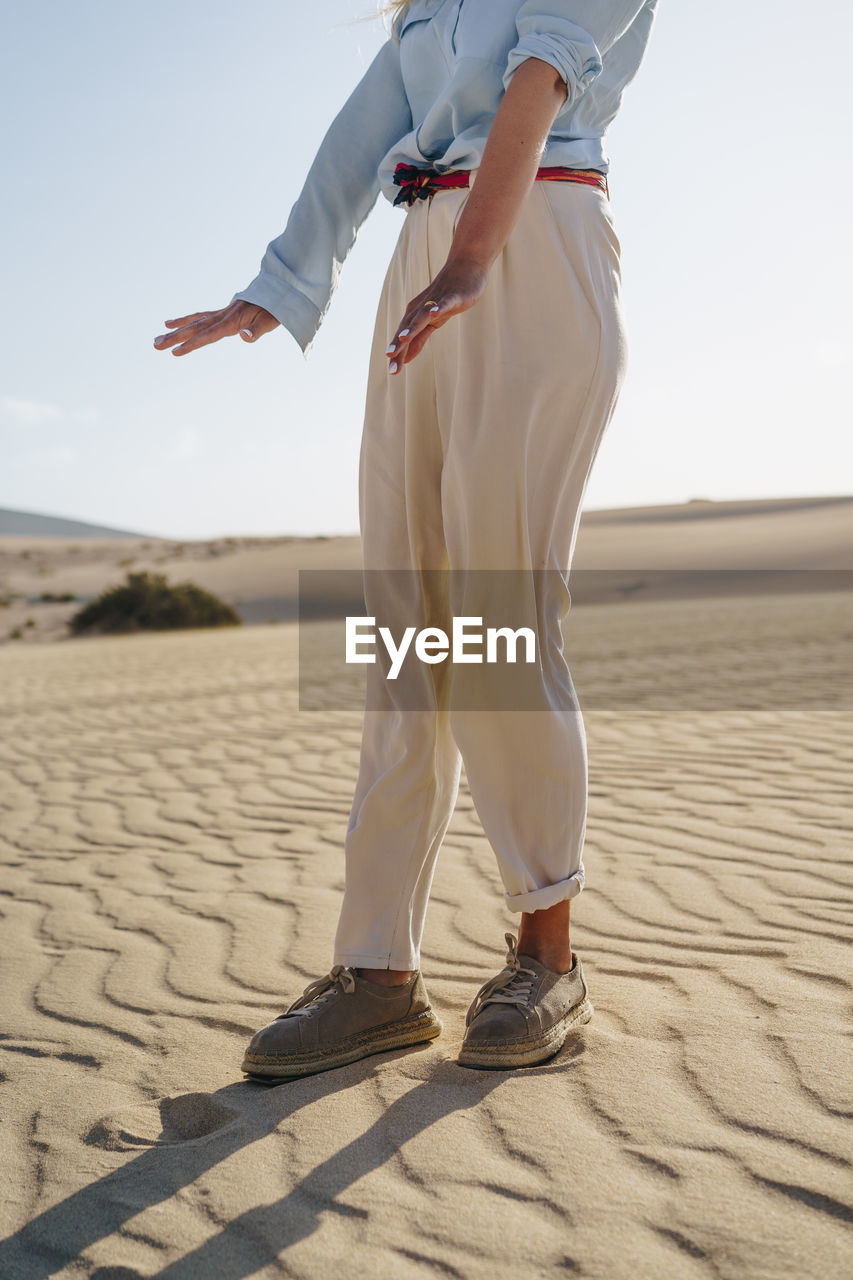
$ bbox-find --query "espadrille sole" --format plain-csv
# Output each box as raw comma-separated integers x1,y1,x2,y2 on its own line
456,997,593,1069
242,1007,442,1079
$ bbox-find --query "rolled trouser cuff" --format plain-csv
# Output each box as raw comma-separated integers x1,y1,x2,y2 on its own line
505,867,585,914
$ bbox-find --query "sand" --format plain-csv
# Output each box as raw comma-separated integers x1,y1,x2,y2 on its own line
2,495,851,643
0,499,851,1278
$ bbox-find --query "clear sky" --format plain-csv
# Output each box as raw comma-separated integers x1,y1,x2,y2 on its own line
2,0,851,538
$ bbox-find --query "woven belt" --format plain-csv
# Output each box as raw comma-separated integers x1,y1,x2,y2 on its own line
392,161,609,207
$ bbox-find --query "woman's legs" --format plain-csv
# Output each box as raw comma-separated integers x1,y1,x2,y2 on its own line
334,173,628,973
435,175,627,920
333,204,463,972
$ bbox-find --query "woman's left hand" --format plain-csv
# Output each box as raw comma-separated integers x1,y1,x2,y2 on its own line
386,255,490,373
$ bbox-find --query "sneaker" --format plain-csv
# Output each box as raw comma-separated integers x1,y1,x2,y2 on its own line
457,933,592,1069
241,963,442,1079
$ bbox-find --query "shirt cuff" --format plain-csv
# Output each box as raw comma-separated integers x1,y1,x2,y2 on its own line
230,274,322,360
503,33,603,120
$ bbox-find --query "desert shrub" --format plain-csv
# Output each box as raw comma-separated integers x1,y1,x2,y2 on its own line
68,571,241,636
38,592,77,603
8,627,22,640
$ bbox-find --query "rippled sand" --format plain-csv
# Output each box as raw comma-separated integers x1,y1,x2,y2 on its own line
0,585,850,1278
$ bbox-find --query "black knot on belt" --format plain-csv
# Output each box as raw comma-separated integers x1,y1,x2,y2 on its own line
392,163,441,208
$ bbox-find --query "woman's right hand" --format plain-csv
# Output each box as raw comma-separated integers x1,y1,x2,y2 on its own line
153,301,279,357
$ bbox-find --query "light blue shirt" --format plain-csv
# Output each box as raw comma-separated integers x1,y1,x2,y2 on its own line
232,0,659,356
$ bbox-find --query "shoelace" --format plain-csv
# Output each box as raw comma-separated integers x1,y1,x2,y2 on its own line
278,964,357,1019
465,933,538,1028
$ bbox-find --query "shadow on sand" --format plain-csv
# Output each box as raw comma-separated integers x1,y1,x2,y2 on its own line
0,1041,585,1278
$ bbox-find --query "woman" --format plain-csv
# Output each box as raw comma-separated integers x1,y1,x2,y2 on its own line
154,0,659,1076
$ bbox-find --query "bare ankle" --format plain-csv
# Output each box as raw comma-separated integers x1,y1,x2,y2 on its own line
517,899,573,974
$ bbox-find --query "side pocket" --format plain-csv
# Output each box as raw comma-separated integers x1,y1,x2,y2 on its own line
450,188,471,238
541,179,623,288
601,202,623,262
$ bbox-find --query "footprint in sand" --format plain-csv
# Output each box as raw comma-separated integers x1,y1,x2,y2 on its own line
84,1092,239,1151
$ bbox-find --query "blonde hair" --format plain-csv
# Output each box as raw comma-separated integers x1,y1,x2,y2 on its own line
346,2,417,36
379,1,416,17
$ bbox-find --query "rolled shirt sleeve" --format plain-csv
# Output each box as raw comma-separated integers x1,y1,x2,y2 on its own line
503,0,651,121
231,36,413,357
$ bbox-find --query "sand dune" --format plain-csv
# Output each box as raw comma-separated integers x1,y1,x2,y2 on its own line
1,495,850,643
0,506,150,539
0,560,851,1275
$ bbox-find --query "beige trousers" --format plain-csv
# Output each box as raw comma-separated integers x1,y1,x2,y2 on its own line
334,169,628,970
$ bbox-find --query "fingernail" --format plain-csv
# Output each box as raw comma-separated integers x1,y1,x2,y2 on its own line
240,328,254,340
385,342,396,355
154,335,166,345
429,304,440,312
399,328,410,337
389,361,398,374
